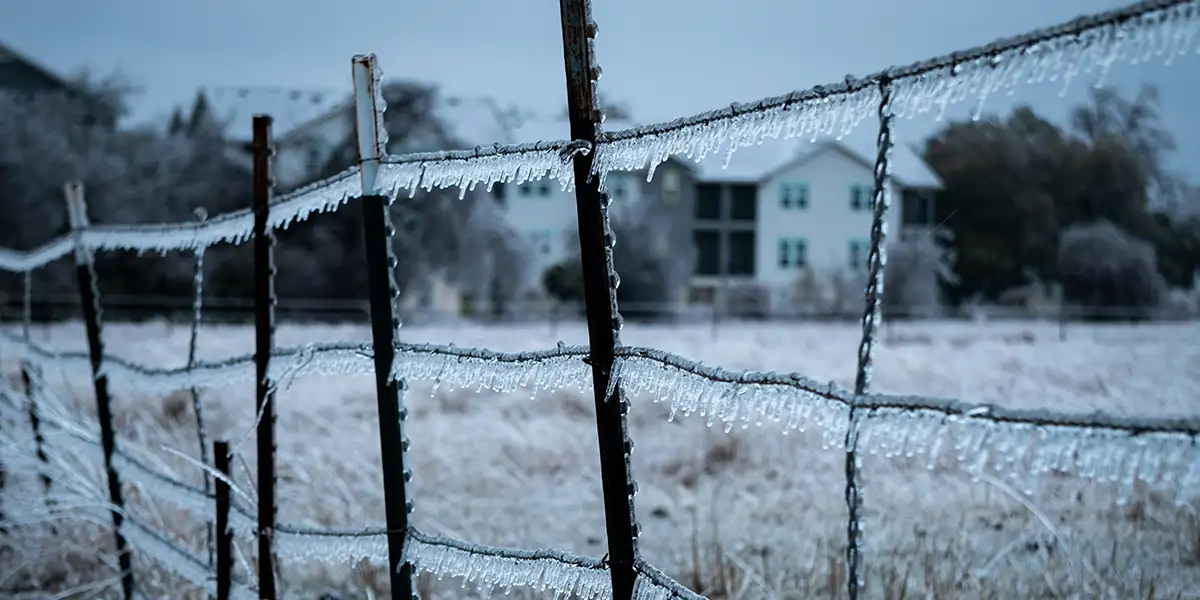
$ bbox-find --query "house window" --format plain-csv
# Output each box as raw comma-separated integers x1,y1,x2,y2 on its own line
695,184,722,220
850,185,873,211
849,239,870,271
538,182,551,197
781,183,809,209
519,184,532,198
730,185,757,221
662,169,681,204
694,230,720,275
530,231,552,255
493,182,506,207
304,145,323,173
728,231,756,275
902,189,934,226
779,238,807,269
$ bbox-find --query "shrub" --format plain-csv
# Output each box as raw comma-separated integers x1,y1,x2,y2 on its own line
1057,220,1166,320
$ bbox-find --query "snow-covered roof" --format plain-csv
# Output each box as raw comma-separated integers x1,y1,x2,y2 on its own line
436,95,519,146
691,127,943,189
201,85,347,142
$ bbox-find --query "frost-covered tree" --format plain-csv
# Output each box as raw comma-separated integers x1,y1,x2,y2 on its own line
883,229,958,318
0,76,251,309
543,197,690,321
1058,220,1165,320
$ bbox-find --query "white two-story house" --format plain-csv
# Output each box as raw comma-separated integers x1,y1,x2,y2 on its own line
688,130,942,311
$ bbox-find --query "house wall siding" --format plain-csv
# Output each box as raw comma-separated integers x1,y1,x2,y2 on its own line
756,148,903,287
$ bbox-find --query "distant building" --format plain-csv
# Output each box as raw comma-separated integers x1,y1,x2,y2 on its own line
0,40,114,128
497,117,697,306
0,41,74,95
177,85,349,180
686,131,943,314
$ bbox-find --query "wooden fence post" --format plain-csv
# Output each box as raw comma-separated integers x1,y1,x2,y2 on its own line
557,4,641,600
64,181,135,600
188,208,214,568
351,54,414,600
214,440,232,600
250,116,279,600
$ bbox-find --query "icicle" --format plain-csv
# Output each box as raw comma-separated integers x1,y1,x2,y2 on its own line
376,142,580,200
404,530,612,600
44,167,363,256
893,3,1200,122
615,352,850,442
389,344,592,397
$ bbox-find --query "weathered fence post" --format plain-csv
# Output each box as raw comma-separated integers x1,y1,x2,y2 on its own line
188,207,214,568
214,440,232,600
351,54,415,600
64,181,135,600
557,4,641,600
250,116,279,600
20,271,53,506
846,77,896,600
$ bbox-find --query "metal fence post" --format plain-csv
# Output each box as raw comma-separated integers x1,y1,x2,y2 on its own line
846,77,896,600
251,115,279,600
351,54,414,600
20,367,52,496
64,181,135,600
214,440,232,600
21,271,53,512
557,4,641,600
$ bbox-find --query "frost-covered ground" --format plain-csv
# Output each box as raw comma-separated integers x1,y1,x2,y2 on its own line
3,318,1200,599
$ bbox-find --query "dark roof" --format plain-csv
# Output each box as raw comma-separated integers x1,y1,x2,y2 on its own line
0,40,75,95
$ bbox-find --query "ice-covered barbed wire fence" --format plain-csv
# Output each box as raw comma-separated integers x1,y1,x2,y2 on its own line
6,323,1200,504
1,0,1199,597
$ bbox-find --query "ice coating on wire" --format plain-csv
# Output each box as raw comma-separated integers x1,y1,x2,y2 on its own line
83,167,362,253
0,236,73,272
389,343,593,396
378,140,581,199
0,167,362,268
404,529,613,600
591,0,1200,182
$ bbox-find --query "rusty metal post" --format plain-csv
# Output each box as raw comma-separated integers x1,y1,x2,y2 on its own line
19,271,52,512
351,54,415,600
65,181,135,600
251,116,279,600
20,367,52,497
557,4,641,600
214,440,232,600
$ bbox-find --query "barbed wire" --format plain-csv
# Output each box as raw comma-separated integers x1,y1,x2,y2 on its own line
5,327,1199,439
0,0,1191,271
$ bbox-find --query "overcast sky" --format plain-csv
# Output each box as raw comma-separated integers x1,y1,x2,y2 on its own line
3,0,1198,179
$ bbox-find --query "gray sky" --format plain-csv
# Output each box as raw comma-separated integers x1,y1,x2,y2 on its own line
3,0,1198,180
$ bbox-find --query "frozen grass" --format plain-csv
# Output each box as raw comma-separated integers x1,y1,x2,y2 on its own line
3,318,1200,599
